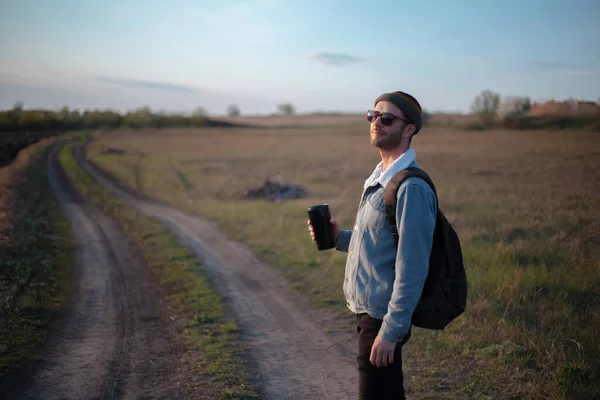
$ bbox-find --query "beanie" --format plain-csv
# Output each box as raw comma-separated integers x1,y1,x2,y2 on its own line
374,91,423,134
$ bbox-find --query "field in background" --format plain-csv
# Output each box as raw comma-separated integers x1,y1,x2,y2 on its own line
87,123,600,399
214,112,478,128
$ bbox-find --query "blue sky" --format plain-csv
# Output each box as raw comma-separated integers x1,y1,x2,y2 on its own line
1,0,599,115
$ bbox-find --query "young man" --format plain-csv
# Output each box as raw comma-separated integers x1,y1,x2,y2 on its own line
308,91,437,399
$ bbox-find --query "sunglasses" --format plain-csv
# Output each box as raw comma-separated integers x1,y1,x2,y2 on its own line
366,110,409,126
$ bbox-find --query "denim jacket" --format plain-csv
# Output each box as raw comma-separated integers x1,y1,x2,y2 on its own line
336,160,437,343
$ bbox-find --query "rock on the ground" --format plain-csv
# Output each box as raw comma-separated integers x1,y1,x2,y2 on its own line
246,178,307,201
101,147,126,155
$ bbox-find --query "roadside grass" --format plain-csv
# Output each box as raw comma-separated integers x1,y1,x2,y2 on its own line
59,138,257,399
0,138,74,381
88,126,600,399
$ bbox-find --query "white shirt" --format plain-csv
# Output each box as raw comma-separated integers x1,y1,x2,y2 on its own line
363,147,417,189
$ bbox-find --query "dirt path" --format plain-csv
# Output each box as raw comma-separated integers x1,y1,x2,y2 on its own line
75,144,359,399
8,144,191,400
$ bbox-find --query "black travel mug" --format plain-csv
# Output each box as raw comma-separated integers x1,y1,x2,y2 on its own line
307,204,336,251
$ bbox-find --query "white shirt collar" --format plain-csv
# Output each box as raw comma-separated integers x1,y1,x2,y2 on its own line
363,147,417,189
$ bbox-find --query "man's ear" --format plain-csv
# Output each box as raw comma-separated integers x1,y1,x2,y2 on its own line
403,123,416,139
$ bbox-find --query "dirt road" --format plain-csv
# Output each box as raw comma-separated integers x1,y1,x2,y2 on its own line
6,144,192,400
74,143,359,399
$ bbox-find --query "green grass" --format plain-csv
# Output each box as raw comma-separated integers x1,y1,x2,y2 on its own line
0,140,75,380
59,137,257,399
87,126,600,399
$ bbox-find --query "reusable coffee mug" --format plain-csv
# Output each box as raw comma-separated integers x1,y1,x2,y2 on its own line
307,204,336,251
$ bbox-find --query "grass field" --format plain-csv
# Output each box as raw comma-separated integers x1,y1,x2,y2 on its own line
88,124,600,399
60,136,257,399
0,139,74,381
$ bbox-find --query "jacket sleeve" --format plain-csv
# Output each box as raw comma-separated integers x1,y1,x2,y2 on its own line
378,181,437,343
335,229,352,253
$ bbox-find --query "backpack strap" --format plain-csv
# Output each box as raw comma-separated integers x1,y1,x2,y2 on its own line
383,167,438,244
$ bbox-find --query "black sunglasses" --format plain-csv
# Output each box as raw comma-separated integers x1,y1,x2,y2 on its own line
366,110,409,126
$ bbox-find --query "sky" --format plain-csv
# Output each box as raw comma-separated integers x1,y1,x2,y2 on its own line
1,0,599,115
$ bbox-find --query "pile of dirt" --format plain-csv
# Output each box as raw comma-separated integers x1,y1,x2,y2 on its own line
246,178,307,201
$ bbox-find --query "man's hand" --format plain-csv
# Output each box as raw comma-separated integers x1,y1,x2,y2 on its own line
369,335,397,367
307,218,340,243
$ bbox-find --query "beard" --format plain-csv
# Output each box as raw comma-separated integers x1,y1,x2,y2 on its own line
370,125,406,151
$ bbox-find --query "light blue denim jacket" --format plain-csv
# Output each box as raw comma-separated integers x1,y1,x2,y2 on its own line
336,160,437,343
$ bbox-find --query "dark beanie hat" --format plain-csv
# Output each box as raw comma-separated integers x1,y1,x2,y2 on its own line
374,91,423,134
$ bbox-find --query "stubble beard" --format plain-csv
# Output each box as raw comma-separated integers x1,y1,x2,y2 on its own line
370,126,405,152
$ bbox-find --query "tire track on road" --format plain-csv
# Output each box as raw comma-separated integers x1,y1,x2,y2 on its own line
76,143,358,400
12,143,182,400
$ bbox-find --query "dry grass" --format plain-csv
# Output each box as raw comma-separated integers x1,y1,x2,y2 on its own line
213,113,367,127
88,125,600,399
214,113,478,128
0,138,74,380
60,138,257,399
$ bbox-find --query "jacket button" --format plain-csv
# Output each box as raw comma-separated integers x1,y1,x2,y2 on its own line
345,277,349,282
349,250,353,256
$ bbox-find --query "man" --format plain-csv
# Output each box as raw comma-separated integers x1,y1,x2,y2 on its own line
307,91,437,399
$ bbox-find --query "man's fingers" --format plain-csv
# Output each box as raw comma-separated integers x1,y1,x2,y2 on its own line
372,347,384,368
369,347,377,366
388,348,394,365
379,351,387,367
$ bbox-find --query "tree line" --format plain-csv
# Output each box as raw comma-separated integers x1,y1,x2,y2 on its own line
470,90,600,131
0,102,213,133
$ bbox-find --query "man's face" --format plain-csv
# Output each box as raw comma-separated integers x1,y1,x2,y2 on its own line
369,101,414,151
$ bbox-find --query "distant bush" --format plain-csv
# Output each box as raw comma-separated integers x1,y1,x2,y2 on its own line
422,110,432,125
277,103,296,115
0,102,242,166
471,90,501,129
506,116,600,132
498,96,531,128
227,104,241,117
0,104,218,134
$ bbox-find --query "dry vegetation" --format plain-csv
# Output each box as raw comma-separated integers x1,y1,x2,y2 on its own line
0,139,73,381
87,123,600,399
214,113,368,127
59,138,257,398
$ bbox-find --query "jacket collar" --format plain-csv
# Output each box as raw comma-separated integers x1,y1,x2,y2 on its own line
363,147,417,189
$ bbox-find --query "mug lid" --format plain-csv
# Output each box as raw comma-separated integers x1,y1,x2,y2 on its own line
307,204,329,211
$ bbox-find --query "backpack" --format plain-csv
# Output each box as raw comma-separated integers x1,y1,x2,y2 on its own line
383,167,467,330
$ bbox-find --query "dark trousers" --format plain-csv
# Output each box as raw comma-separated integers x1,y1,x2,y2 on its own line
356,313,411,400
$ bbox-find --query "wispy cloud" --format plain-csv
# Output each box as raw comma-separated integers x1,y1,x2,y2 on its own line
305,52,366,66
530,60,600,75
531,60,574,69
94,76,201,93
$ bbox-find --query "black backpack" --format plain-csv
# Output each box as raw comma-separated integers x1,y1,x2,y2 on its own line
383,167,467,330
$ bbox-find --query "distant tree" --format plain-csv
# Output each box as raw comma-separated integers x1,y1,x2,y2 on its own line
227,104,241,116
497,96,531,127
277,103,296,115
193,107,206,117
7,101,24,126
422,110,432,125
58,106,70,122
471,90,501,129
190,107,207,127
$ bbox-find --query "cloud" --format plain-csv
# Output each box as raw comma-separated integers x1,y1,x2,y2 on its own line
305,52,366,66
529,60,600,75
531,60,573,69
94,76,201,94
